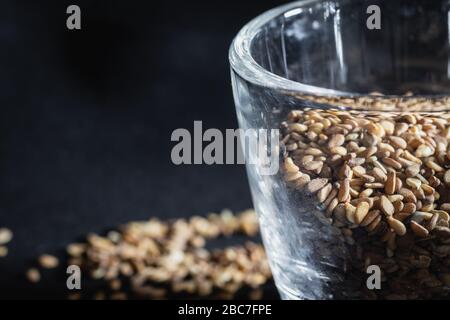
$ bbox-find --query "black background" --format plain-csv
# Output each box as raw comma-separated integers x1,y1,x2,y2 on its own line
0,0,287,299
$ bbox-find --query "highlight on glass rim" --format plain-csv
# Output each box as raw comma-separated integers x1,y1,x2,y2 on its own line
1,0,450,308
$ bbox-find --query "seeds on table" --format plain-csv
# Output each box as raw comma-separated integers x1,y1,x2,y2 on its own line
55,209,270,300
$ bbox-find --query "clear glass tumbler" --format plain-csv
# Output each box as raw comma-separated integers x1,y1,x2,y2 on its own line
230,0,450,300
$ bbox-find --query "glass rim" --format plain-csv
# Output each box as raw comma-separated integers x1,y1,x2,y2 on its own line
228,0,450,99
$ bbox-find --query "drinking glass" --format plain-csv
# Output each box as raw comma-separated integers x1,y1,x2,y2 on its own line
230,0,450,299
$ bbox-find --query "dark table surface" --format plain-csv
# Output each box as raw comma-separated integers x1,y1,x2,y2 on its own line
0,0,284,299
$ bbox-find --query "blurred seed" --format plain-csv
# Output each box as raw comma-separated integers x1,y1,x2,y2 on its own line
328,134,345,148
339,164,352,179
109,279,122,291
405,164,421,178
403,202,417,214
366,215,382,232
425,160,444,172
326,198,339,217
38,254,59,269
427,213,439,231
410,221,429,238
382,158,402,170
345,203,356,224
0,228,13,245
94,291,106,300
304,161,323,172
372,167,387,182
399,188,417,203
380,196,395,216
389,136,407,149
304,147,323,156
284,157,299,173
365,182,384,189
406,178,421,190
331,146,348,156
433,210,449,222
110,292,127,300
352,166,366,177
387,217,407,236
415,144,434,157
0,246,8,258
441,203,450,211
67,243,86,258
359,188,374,198
385,171,396,195
360,210,380,227
444,170,450,186
68,293,82,300
393,200,404,213
26,268,41,283
338,179,350,202
355,202,370,224
317,183,332,203
306,178,328,194
288,123,308,133
294,174,311,188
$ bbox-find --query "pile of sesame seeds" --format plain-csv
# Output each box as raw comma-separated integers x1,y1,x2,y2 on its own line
26,209,271,300
295,92,450,112
281,106,450,299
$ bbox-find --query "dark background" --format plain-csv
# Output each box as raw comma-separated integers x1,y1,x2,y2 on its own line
0,0,286,299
